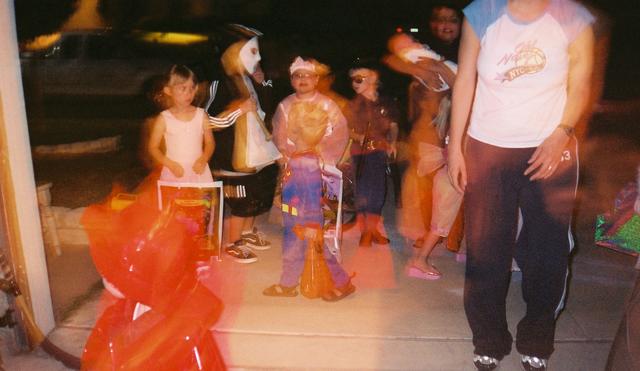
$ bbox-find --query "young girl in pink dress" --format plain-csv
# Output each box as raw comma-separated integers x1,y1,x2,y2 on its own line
149,65,214,182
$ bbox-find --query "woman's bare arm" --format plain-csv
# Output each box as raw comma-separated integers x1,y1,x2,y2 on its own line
447,19,480,193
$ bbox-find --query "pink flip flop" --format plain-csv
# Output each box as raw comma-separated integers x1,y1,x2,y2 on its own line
406,265,442,280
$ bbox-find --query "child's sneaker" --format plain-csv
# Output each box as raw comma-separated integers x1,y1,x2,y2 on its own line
241,227,271,250
225,240,258,263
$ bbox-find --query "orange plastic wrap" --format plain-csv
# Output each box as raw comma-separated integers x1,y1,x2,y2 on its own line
80,184,226,370
296,227,334,299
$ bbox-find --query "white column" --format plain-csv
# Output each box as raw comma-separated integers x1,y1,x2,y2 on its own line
0,0,55,334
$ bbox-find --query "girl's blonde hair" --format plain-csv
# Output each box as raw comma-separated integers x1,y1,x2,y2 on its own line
152,64,197,109
166,64,196,87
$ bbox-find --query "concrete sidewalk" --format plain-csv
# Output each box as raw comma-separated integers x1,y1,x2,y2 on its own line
31,198,638,370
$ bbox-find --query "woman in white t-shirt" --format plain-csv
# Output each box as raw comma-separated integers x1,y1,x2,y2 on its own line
447,0,594,370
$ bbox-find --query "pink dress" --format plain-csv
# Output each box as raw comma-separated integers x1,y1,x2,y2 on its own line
160,107,213,183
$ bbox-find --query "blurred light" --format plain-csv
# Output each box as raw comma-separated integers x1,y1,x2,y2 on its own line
410,28,419,33
62,0,105,30
395,27,403,33
22,33,61,51
133,31,209,45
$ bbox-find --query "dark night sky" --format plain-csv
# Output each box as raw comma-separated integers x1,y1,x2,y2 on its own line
236,1,447,84
18,0,639,98
253,0,640,99
229,0,640,99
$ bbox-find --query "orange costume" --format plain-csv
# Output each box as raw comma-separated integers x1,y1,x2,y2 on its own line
80,184,225,370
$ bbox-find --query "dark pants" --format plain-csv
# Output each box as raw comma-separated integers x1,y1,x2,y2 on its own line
353,150,387,215
464,137,578,360
389,160,406,207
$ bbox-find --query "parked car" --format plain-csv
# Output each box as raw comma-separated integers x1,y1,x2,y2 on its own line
19,29,215,97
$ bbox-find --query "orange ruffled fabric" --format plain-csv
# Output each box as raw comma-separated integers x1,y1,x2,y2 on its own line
80,181,226,370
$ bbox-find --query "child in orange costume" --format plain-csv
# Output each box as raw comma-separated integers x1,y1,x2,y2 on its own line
263,101,354,301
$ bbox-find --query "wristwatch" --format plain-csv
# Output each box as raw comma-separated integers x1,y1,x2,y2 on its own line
557,124,574,136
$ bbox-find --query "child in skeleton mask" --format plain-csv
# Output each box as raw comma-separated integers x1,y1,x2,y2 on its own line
206,27,281,264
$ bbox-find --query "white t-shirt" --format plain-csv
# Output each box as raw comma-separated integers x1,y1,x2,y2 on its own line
464,0,593,148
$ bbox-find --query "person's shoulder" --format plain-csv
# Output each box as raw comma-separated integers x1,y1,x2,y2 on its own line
548,0,595,41
464,0,507,38
317,93,344,112
315,92,334,103
345,95,359,109
159,109,171,119
152,111,168,129
278,93,297,106
195,107,206,117
464,0,506,14
548,0,594,22
552,0,591,11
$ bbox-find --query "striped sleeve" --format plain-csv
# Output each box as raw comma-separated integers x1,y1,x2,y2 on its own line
205,80,242,128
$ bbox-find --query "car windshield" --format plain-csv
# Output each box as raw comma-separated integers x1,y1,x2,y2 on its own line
57,34,80,58
86,34,130,59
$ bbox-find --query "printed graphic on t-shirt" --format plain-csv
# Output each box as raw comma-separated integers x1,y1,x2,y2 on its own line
495,40,546,82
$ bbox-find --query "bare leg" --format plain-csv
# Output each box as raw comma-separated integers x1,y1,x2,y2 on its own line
242,216,255,233
410,231,441,275
228,215,246,244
